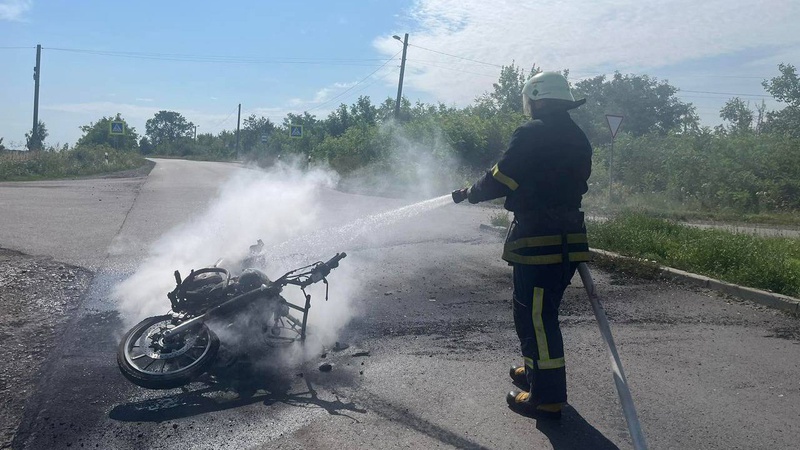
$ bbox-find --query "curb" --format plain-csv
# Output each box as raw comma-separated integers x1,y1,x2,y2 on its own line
478,224,800,314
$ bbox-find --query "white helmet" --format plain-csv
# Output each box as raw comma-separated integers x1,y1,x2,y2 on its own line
522,72,585,113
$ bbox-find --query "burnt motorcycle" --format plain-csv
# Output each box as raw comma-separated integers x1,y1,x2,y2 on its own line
117,250,346,389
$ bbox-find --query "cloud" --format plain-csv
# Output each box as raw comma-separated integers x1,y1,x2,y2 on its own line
374,0,800,104
286,80,364,109
135,98,154,102
43,101,159,119
0,0,31,21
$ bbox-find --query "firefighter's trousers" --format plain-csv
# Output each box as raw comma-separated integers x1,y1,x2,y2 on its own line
512,262,577,405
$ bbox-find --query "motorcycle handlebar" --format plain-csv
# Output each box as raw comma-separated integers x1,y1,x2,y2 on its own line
309,252,347,283
323,252,347,269
278,253,348,288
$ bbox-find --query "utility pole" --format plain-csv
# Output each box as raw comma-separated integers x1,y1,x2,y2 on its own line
235,103,241,160
193,125,199,140
32,44,41,150
393,33,408,120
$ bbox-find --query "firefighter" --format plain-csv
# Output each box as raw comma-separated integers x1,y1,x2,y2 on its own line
452,71,592,420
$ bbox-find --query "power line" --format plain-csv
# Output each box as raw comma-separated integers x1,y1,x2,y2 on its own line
325,68,400,107
43,47,390,66
677,94,770,100
209,105,241,129
0,46,34,49
680,89,769,97
406,43,503,68
407,60,497,78
305,51,401,113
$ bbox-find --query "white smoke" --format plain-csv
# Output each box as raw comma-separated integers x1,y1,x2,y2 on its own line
115,163,339,325
114,119,467,368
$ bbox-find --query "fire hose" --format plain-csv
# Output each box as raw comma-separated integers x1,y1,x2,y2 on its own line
578,263,648,450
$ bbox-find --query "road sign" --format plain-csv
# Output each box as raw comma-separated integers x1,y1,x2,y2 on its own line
260,134,268,143
109,121,125,135
290,124,303,138
606,115,624,139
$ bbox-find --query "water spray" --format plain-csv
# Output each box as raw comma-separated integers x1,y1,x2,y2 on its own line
578,263,648,450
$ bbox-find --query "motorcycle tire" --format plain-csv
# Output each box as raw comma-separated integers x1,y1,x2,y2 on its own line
117,314,219,389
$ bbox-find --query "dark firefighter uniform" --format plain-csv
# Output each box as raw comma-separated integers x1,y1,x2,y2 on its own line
466,109,592,406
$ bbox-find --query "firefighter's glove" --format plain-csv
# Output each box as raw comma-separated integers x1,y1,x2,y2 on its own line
451,188,469,204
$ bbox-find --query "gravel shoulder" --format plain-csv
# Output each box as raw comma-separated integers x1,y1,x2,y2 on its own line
0,249,91,449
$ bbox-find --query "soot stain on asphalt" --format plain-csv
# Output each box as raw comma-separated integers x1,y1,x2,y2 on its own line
0,248,92,449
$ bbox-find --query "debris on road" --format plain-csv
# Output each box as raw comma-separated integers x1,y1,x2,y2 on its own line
332,341,349,351
319,363,333,372
352,351,371,357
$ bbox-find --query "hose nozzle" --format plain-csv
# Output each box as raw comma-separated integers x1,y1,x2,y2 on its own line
451,188,469,204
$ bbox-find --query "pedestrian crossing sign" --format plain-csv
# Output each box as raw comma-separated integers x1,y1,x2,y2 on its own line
110,121,125,135
290,124,303,138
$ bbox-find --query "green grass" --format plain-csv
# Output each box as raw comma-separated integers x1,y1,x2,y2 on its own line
587,212,800,298
583,191,800,228
0,145,146,181
489,210,511,227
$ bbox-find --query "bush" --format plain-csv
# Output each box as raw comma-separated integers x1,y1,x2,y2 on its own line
0,145,145,181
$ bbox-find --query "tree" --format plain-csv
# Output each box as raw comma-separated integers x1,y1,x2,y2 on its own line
762,63,800,137
240,114,276,155
479,63,540,114
138,137,153,155
77,114,139,150
325,104,354,137
571,73,698,145
720,98,753,134
763,63,800,107
351,95,378,125
25,120,48,151
0,137,6,151
145,111,194,147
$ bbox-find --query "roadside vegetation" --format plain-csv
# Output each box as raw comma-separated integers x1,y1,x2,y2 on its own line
588,212,800,298
3,62,799,295
0,144,145,181
3,63,799,219
1,115,146,181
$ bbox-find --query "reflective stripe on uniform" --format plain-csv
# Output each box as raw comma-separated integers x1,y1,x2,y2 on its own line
502,251,591,265
532,287,550,362
531,287,566,371
537,357,565,370
505,233,588,252
524,356,535,369
491,164,519,191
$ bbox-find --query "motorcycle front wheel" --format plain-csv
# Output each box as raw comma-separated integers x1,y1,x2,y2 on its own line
117,315,219,389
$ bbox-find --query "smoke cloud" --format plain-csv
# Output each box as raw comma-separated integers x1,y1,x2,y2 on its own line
115,118,468,370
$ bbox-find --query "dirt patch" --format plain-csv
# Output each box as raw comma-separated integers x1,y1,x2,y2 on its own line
0,248,91,449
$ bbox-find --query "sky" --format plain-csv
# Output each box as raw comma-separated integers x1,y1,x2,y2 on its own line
1,0,799,148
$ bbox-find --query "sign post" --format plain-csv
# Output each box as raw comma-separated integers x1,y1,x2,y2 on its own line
109,121,125,136
289,124,303,139
605,115,624,205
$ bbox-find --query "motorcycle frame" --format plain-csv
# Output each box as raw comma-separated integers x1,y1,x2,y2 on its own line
161,253,344,344
161,284,313,343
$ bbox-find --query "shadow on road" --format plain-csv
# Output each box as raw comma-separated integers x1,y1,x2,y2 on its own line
536,405,620,450
109,360,366,423
363,395,494,450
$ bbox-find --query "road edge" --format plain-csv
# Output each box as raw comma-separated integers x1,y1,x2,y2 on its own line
479,223,800,314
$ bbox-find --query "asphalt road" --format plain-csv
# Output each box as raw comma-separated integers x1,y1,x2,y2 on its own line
5,159,800,449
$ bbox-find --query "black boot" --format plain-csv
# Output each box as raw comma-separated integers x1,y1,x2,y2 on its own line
509,365,530,390
506,390,563,420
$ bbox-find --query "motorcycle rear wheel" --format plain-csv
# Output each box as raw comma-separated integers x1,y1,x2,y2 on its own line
117,315,219,389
